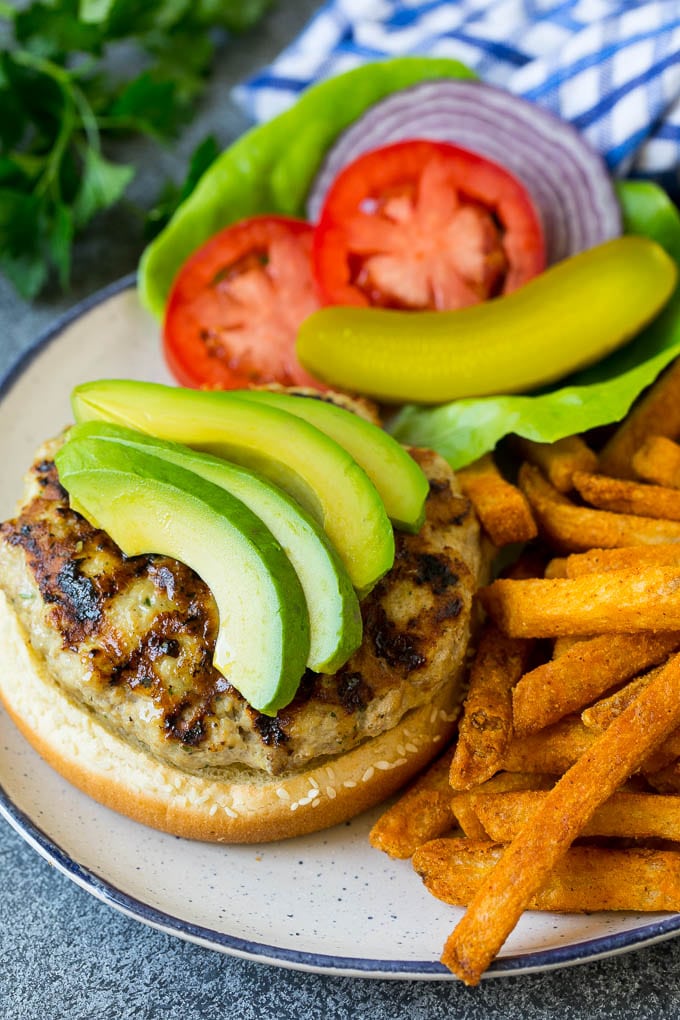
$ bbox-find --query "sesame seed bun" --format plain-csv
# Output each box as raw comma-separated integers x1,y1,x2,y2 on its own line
0,588,466,842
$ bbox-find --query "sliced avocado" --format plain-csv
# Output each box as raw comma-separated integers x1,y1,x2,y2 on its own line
67,421,362,674
236,390,428,533
55,437,311,715
71,380,395,596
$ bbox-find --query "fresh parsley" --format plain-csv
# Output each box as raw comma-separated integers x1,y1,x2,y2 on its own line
0,0,271,299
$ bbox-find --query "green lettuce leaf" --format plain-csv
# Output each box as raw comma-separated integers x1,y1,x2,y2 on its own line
137,56,476,317
390,181,680,468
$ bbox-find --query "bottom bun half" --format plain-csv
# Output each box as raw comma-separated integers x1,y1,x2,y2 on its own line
0,590,464,843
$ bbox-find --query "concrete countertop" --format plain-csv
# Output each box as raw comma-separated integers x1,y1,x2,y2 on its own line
3,4,680,1016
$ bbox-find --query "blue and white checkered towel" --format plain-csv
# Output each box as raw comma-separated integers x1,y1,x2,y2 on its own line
234,0,680,186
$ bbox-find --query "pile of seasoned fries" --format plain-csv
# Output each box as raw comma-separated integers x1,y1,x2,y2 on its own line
370,359,680,985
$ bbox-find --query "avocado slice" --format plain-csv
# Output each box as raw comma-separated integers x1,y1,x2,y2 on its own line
66,421,362,674
55,437,311,715
71,380,394,596
236,390,428,532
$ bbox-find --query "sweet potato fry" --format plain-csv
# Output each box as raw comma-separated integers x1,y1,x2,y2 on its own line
557,544,680,577
451,773,556,839
582,672,657,731
369,748,456,859
599,358,680,479
472,789,680,842
440,651,680,985
501,716,596,774
414,839,680,913
551,635,587,657
480,567,680,638
645,759,680,794
518,462,680,551
449,799,489,840
633,435,680,489
573,471,680,521
581,666,680,773
642,743,680,776
544,557,568,579
457,453,537,547
512,632,680,735
515,435,598,492
449,624,532,790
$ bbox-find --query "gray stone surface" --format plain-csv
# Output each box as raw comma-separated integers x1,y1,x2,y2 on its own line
4,3,680,1016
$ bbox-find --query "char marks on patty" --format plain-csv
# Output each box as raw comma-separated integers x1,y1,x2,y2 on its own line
0,439,479,778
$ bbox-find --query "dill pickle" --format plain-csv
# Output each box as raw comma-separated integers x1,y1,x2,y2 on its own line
297,236,677,404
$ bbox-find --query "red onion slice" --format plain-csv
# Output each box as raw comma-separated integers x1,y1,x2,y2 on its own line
306,80,621,265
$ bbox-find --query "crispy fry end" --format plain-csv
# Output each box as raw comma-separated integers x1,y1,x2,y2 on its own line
457,453,537,548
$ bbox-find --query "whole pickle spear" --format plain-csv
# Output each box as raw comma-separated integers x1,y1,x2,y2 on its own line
296,236,676,405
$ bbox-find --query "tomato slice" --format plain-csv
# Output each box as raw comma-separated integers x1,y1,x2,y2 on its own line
313,139,546,311
163,216,323,389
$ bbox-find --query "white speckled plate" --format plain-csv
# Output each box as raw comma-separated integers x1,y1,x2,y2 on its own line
2,278,680,980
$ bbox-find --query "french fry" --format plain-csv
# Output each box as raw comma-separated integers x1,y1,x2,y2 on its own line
480,567,680,638
573,471,680,521
449,624,532,790
599,358,680,479
633,435,680,489
449,799,489,840
440,651,680,985
414,839,680,913
369,748,457,859
472,789,680,843
370,380,680,978
645,760,680,794
557,544,680,577
515,435,598,492
551,635,587,657
582,672,657,731
518,462,680,551
451,773,556,839
642,743,680,776
544,557,568,578
512,632,680,735
501,716,596,774
581,666,680,773
457,453,537,547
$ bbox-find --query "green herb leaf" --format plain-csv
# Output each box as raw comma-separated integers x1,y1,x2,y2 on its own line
1,51,65,135
0,0,273,300
100,0,191,37
78,0,116,25
142,28,214,104
0,189,49,298
193,0,273,32
73,146,134,227
0,156,32,188
15,1,103,59
48,201,75,287
107,71,184,138
0,82,28,151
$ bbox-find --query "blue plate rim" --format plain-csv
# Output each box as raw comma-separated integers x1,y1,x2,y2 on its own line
4,776,680,980
2,275,680,980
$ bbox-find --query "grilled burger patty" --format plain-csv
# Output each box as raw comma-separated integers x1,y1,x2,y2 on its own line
0,439,480,782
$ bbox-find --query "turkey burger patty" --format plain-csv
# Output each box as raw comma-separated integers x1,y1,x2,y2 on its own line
0,436,481,842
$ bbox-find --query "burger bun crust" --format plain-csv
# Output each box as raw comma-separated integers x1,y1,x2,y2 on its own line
0,589,464,843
